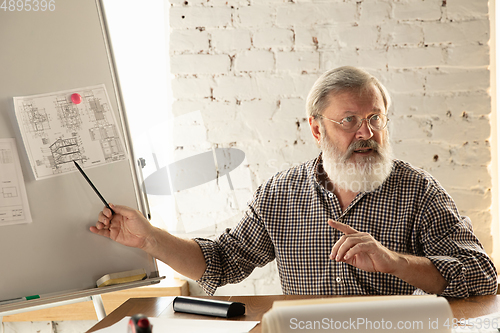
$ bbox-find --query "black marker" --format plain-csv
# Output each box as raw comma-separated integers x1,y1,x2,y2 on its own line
73,160,115,215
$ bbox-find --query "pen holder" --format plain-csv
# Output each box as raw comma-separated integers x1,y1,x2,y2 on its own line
173,296,245,318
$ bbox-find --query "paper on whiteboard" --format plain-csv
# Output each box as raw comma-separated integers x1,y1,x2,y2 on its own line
13,84,127,180
0,138,32,226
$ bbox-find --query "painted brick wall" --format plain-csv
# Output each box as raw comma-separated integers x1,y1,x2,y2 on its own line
168,0,492,295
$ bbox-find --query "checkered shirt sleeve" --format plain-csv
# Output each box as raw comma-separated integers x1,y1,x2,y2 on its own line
194,201,275,296
194,156,497,297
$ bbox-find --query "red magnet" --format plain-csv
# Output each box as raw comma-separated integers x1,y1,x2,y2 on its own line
71,93,82,104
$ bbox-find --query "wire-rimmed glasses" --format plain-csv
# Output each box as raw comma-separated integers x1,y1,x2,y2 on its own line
316,113,389,133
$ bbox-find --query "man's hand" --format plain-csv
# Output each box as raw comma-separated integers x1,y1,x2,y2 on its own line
328,219,449,294
328,219,401,274
90,203,207,281
90,203,155,250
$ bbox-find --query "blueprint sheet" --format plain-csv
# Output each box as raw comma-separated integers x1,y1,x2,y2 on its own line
13,84,127,180
0,138,32,226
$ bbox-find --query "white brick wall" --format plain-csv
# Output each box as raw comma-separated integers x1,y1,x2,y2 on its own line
168,0,493,295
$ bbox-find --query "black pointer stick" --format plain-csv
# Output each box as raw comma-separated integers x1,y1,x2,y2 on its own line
73,160,115,215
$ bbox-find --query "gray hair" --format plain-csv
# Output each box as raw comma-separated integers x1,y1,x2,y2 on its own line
306,66,391,118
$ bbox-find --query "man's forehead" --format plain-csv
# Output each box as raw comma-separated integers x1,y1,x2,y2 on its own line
325,87,385,113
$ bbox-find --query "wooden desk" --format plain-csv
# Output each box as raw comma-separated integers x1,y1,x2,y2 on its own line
86,295,500,333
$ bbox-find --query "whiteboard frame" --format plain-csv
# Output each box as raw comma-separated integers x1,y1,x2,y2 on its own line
0,0,162,314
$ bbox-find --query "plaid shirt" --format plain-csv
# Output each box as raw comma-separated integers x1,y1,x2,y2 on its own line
194,155,497,297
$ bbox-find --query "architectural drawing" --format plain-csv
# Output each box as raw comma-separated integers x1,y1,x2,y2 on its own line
44,136,86,174
0,138,32,226
55,95,82,133
18,100,51,141
2,187,18,198
13,84,127,180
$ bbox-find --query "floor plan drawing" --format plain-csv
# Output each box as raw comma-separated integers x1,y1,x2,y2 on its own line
55,95,83,133
13,84,127,180
18,100,51,138
2,187,18,198
0,138,32,226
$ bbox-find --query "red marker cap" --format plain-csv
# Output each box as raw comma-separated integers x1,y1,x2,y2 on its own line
71,93,82,104
137,318,150,328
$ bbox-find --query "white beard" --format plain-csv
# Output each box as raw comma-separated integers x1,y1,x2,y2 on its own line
320,131,393,193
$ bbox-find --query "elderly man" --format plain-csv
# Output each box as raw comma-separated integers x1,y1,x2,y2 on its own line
91,66,497,298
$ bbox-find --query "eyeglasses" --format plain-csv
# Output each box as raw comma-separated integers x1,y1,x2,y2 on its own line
316,113,389,133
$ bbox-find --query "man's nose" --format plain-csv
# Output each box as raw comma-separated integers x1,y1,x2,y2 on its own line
355,119,374,140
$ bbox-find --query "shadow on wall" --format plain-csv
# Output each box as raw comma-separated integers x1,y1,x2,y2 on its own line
143,148,246,195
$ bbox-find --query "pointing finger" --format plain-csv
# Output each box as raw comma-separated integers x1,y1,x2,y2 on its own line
328,219,358,235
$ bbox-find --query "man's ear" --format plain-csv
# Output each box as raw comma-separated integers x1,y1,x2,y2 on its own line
309,116,321,144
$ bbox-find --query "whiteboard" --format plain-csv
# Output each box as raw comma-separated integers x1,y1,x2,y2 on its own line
0,0,159,306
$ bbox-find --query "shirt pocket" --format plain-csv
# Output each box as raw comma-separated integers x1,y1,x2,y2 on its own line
375,221,414,254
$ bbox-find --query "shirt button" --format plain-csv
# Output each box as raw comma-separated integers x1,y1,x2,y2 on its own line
336,277,342,283
328,193,333,198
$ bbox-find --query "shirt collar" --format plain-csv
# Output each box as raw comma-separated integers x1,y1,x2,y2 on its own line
307,153,327,191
